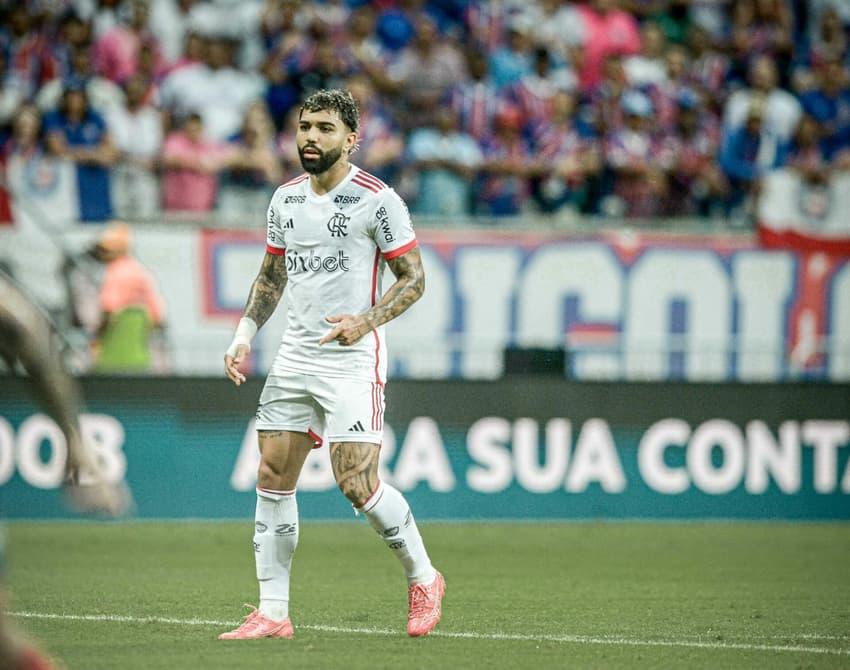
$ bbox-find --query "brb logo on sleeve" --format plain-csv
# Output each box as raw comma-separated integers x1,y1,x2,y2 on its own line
327,213,350,237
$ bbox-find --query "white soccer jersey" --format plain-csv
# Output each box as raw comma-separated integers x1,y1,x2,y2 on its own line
265,165,417,383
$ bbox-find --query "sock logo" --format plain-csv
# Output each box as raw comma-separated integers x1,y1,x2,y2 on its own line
255,522,268,533
382,526,399,537
348,420,365,432
276,523,297,536
388,540,406,550
403,510,412,527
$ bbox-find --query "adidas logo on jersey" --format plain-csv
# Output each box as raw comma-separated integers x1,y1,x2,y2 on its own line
282,218,294,229
348,421,365,432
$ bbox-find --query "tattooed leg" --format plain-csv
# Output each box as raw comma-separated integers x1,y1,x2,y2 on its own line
330,442,380,506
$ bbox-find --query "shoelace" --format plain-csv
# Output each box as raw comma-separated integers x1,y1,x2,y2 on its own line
235,605,260,632
408,584,431,618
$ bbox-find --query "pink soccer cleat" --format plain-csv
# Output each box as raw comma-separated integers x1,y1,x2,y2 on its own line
407,571,446,637
218,605,294,640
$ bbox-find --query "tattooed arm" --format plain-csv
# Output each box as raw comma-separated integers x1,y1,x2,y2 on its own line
225,252,287,385
318,247,424,346
244,252,288,329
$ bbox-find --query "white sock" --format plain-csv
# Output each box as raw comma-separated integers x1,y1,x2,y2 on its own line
254,487,298,621
360,481,436,585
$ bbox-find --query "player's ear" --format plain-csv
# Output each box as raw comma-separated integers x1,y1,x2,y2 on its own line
347,132,358,155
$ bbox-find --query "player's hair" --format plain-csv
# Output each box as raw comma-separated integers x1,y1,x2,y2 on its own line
300,89,359,133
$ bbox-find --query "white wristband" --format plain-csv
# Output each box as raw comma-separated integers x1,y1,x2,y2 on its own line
226,317,257,358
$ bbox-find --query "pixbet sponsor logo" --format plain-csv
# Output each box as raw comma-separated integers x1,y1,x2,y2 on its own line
285,249,351,273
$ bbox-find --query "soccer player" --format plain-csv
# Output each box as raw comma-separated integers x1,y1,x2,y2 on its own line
219,89,444,640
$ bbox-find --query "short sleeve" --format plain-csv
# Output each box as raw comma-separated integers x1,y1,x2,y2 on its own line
373,188,417,259
266,190,286,255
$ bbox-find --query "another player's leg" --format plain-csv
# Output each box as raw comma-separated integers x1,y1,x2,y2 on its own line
330,442,445,637
219,430,313,640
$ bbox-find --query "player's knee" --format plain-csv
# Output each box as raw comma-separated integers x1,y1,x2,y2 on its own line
337,478,369,507
257,460,284,490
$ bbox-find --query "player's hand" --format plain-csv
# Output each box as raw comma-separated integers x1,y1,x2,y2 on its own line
224,343,250,386
319,314,373,346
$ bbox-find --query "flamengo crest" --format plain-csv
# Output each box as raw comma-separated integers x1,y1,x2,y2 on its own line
327,212,350,237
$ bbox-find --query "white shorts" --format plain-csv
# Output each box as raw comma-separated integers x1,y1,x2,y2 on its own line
255,373,385,445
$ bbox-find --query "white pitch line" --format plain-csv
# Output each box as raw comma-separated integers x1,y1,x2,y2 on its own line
8,611,850,657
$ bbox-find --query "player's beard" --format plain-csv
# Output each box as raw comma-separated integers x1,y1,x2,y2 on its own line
298,143,344,174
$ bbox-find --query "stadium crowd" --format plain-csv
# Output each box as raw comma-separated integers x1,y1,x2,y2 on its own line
1,0,850,222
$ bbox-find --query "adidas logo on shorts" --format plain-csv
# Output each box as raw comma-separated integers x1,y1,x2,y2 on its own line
348,421,365,432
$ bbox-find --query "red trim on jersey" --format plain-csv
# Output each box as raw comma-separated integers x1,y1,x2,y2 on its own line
282,173,308,187
307,428,323,448
352,176,383,193
383,239,418,260
357,170,388,189
370,249,383,386
266,244,285,256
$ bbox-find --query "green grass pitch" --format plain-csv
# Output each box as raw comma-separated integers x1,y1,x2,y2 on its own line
5,521,850,669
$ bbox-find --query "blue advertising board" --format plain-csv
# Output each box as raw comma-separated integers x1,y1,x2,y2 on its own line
1,378,848,519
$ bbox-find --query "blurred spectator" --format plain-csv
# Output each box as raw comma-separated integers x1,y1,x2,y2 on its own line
530,91,602,214
90,222,165,373
647,44,693,131
161,113,234,212
345,5,403,95
806,7,847,66
105,74,162,218
724,55,802,142
574,0,641,92
690,0,733,40
668,89,727,215
275,106,302,176
650,0,692,45
44,81,118,222
730,0,794,81
786,114,829,184
604,89,676,218
449,50,504,142
294,33,353,96
93,0,164,85
346,75,404,184
77,0,124,40
0,50,27,126
149,0,199,65
387,16,466,129
509,47,576,125
488,17,534,91
687,24,730,106
0,5,58,101
218,102,281,217
799,60,850,159
719,96,788,216
37,45,125,114
52,11,93,80
160,37,264,141
624,21,668,87
522,0,584,62
476,105,536,216
261,10,312,129
168,31,206,73
4,105,80,227
587,54,630,139
407,107,482,216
